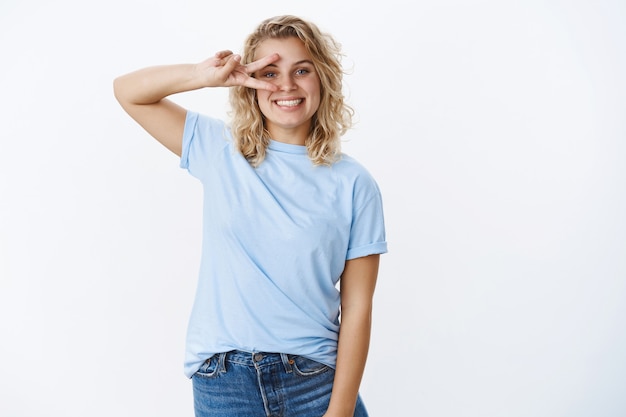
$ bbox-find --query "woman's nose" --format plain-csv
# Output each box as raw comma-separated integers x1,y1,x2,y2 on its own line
278,75,297,91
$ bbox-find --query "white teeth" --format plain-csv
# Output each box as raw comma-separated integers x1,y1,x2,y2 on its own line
275,99,302,107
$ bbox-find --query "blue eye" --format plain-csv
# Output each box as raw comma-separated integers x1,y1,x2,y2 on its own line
263,72,276,78
296,69,309,76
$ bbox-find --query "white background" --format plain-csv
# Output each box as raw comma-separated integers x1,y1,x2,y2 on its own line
1,1,625,416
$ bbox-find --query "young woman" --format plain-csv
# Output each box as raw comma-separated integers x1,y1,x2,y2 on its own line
114,15,387,417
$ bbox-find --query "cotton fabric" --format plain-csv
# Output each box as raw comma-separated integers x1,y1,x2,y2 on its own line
180,111,387,378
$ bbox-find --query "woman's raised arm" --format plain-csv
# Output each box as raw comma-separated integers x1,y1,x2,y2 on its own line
113,51,280,156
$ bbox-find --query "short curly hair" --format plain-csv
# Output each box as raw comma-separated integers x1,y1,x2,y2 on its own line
229,15,353,166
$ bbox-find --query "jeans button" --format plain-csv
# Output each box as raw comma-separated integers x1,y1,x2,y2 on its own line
253,353,264,362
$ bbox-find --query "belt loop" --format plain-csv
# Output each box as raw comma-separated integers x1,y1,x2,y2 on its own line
218,352,228,374
281,353,293,374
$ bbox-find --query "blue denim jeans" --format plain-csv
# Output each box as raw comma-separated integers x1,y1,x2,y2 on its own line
192,350,369,417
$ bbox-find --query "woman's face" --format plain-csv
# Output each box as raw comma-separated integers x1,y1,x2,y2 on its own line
253,37,321,145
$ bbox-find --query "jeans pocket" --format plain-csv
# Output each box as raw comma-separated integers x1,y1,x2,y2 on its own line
290,355,332,377
193,355,221,379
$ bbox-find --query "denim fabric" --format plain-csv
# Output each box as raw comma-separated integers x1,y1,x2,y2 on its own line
192,350,369,417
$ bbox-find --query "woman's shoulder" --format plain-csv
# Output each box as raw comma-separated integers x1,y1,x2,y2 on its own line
189,111,229,131
185,111,234,146
332,153,381,192
181,112,234,171
334,153,375,177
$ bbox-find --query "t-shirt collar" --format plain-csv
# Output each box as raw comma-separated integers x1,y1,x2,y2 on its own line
268,139,307,155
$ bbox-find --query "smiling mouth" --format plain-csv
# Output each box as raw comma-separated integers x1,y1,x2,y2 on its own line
274,99,303,107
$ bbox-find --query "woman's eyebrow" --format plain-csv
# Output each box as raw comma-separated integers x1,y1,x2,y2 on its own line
263,59,314,68
294,59,314,66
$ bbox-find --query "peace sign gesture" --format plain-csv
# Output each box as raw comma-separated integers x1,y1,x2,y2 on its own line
197,50,280,91
114,48,281,156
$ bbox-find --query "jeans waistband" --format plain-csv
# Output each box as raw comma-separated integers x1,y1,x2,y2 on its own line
219,350,294,373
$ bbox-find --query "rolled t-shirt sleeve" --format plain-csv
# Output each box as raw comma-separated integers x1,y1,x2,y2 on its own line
346,176,388,260
180,111,230,178
179,111,199,172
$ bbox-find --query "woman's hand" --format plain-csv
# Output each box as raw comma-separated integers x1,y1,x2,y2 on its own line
196,50,280,91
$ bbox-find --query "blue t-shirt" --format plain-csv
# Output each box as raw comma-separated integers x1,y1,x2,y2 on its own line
180,111,387,378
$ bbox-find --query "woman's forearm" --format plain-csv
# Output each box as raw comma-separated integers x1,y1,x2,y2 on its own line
325,254,380,417
325,306,373,417
113,64,204,106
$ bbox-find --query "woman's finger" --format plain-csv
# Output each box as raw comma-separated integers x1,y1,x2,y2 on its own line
244,53,280,74
214,50,233,58
242,77,278,91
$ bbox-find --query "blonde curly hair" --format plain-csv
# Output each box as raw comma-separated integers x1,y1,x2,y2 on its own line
229,15,353,167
